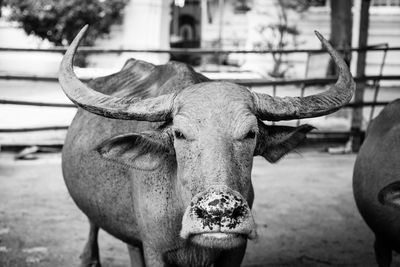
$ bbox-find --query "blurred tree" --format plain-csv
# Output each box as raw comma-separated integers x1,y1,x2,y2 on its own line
255,0,352,78
3,0,128,46
280,0,327,11
255,0,318,78
255,0,299,78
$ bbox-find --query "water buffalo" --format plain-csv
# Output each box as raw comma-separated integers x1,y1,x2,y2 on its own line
59,25,355,267
353,99,400,267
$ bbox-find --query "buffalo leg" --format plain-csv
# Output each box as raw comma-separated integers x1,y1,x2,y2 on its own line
79,220,101,267
214,243,247,267
374,235,392,267
127,244,145,267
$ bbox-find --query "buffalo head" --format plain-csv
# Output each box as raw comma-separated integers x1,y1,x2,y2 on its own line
59,26,355,250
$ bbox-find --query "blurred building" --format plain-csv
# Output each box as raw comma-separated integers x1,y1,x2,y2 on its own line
0,0,399,78
91,0,400,78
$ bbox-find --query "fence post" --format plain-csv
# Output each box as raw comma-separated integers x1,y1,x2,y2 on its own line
351,0,371,152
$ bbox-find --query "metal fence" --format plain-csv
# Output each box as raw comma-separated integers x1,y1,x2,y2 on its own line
1,45,399,54
1,45,400,141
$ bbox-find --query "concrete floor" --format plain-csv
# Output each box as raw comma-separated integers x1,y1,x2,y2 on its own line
1,150,399,267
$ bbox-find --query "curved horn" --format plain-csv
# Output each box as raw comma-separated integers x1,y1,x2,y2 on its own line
59,25,175,121
252,31,355,121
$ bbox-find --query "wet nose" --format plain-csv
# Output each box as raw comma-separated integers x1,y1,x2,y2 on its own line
180,186,257,240
194,194,246,222
190,186,250,230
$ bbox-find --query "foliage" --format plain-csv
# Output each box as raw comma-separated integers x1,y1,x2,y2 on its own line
254,0,317,78
280,0,327,12
4,0,128,46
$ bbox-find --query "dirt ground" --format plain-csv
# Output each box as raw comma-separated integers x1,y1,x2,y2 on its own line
0,150,399,267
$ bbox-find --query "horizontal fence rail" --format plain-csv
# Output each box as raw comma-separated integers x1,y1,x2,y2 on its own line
0,126,69,133
0,99,390,108
0,99,75,108
0,45,399,137
227,75,400,86
0,45,399,55
0,74,61,82
0,99,392,109
1,75,399,133
1,74,399,85
0,76,400,135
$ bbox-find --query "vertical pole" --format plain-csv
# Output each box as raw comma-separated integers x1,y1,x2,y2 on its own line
272,85,277,126
351,0,371,152
172,4,179,38
201,0,207,47
329,0,353,75
218,0,224,66
369,45,388,122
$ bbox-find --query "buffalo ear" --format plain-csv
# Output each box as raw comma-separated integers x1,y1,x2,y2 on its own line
96,131,174,171
378,182,400,209
255,122,314,163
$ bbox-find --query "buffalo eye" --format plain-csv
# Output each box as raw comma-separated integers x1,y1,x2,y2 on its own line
245,130,256,139
174,130,186,140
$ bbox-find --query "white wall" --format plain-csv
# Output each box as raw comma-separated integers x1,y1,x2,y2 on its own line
88,0,171,70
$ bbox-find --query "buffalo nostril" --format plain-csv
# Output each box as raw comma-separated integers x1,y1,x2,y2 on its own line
231,205,246,219
195,207,207,219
